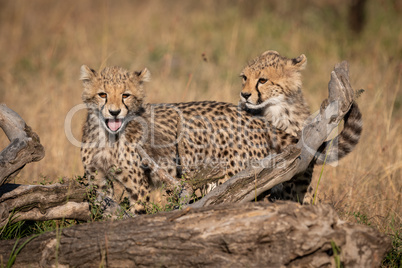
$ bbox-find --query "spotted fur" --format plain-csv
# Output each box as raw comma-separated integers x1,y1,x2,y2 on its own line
240,51,363,203
80,65,299,214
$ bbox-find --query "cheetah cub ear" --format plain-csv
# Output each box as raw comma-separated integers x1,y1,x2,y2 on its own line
80,65,97,83
291,54,307,70
261,50,280,56
133,68,151,83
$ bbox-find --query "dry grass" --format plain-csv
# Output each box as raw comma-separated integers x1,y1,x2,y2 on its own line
0,0,400,235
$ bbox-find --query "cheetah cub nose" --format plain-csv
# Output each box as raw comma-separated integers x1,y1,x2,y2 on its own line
241,92,252,100
109,109,121,117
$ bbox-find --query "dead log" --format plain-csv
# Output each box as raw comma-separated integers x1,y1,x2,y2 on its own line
0,62,390,267
0,202,391,267
0,104,45,186
0,182,90,228
189,61,355,208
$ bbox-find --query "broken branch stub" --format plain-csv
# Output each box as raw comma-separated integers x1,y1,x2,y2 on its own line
0,104,45,186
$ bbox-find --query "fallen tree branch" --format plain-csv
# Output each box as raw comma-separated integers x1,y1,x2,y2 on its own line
0,62,390,267
0,182,90,228
190,61,355,208
0,61,356,224
0,104,45,186
0,202,390,267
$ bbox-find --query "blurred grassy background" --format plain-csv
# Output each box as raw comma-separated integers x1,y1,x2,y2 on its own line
0,0,400,236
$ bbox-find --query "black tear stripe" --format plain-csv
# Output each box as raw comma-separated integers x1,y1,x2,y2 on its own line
122,99,129,112
255,83,262,104
101,97,107,114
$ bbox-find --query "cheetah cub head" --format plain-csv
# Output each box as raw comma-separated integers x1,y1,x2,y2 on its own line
80,65,151,134
240,50,307,113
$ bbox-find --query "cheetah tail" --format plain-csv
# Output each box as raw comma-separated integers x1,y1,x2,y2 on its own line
314,102,363,165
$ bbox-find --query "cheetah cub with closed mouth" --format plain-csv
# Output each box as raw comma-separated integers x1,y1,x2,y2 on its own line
240,50,362,203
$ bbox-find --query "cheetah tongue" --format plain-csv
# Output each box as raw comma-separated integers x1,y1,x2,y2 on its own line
107,119,122,132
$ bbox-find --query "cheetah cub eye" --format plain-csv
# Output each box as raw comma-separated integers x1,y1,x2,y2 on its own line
98,92,107,98
258,78,268,84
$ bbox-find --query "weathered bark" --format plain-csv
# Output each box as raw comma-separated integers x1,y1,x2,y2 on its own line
0,182,90,228
0,62,390,267
190,61,355,208
0,202,391,267
0,104,45,186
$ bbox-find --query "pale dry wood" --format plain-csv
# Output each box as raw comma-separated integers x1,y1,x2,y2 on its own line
0,105,88,227
189,61,355,208
0,104,45,186
0,202,390,267
0,182,90,228
0,62,390,267
0,61,355,225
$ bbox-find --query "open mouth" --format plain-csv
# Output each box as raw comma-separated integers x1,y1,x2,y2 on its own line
106,118,123,132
